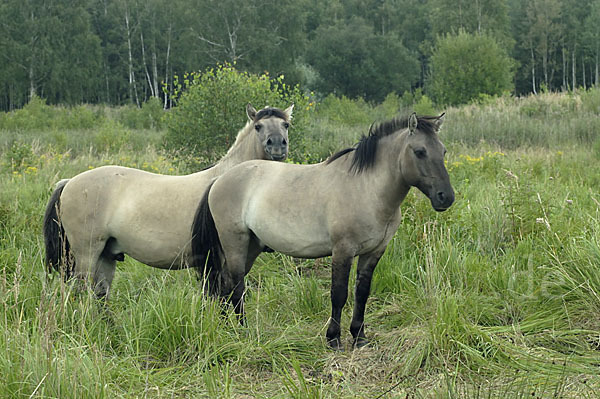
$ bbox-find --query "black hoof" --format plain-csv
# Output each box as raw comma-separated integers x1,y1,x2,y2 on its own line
353,337,370,348
327,337,344,351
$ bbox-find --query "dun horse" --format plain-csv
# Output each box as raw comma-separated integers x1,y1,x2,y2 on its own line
43,104,293,299
192,113,454,349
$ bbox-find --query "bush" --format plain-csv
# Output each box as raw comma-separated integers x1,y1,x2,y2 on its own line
93,120,132,153
162,64,312,165
397,89,438,116
118,97,165,129
427,30,515,106
0,95,103,131
314,94,372,126
580,87,600,114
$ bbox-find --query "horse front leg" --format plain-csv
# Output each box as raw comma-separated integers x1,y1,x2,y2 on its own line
326,247,354,350
350,251,384,348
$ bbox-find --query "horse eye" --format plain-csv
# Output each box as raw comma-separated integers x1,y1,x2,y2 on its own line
283,122,290,129
414,148,427,158
255,124,262,131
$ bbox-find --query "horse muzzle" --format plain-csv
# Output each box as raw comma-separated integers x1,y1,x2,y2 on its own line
431,188,455,212
268,153,287,161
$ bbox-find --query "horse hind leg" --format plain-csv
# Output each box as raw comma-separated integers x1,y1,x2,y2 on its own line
219,231,255,324
92,254,117,300
69,237,118,300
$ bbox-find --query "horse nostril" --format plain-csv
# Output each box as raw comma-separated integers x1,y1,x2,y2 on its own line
437,191,446,202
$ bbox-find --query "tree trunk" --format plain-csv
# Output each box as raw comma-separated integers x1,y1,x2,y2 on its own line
543,52,548,89
104,62,110,103
125,5,140,106
594,49,598,87
582,55,586,89
164,23,172,108
152,38,159,99
562,47,567,90
531,45,537,94
29,64,36,99
140,30,155,98
572,46,576,90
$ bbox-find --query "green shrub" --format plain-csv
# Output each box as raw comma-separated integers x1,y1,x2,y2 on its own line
314,94,371,126
0,95,103,131
397,88,438,116
118,97,165,129
414,94,437,115
428,30,515,106
162,64,311,165
580,87,600,113
58,105,101,129
3,140,33,171
93,120,131,152
374,92,403,119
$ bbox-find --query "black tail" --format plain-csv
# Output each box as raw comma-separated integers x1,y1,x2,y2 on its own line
43,179,74,279
191,180,223,296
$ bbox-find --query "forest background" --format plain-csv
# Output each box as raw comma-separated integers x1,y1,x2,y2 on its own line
2,0,600,111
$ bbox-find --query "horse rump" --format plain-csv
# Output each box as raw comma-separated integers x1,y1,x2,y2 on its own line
191,180,223,296
43,179,74,279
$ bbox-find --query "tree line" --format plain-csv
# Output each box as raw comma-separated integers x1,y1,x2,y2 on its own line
1,0,600,111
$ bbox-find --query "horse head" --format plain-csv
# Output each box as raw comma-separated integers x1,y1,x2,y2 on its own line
246,103,294,161
400,113,454,211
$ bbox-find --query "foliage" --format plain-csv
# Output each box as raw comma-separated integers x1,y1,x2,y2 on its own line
0,95,165,133
162,64,312,166
3,0,600,110
307,17,420,102
117,97,164,130
428,30,515,106
429,0,512,47
314,94,372,126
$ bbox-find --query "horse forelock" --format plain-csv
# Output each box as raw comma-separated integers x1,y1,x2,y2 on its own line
254,107,289,122
326,115,439,173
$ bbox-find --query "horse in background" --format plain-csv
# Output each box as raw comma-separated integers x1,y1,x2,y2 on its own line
43,104,294,299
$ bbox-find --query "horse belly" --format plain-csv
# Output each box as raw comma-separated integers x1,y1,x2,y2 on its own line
250,217,332,259
108,198,195,269
115,234,190,269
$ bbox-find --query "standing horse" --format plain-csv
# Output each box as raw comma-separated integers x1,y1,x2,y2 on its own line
43,104,294,299
191,113,454,349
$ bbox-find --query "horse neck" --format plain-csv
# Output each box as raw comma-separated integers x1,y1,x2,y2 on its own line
363,132,412,214
206,122,262,177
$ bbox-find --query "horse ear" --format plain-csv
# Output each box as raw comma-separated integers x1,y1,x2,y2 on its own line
246,103,257,121
408,112,418,134
283,104,294,120
434,112,446,132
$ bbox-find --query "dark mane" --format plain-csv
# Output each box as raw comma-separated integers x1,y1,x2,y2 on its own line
325,115,439,173
254,107,289,122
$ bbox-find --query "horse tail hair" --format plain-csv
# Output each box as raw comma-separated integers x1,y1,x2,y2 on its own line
43,179,74,279
191,180,223,296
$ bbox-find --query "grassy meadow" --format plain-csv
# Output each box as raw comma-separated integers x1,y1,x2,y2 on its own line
1,92,600,398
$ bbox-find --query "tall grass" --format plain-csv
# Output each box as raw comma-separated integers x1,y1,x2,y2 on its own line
1,92,600,397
